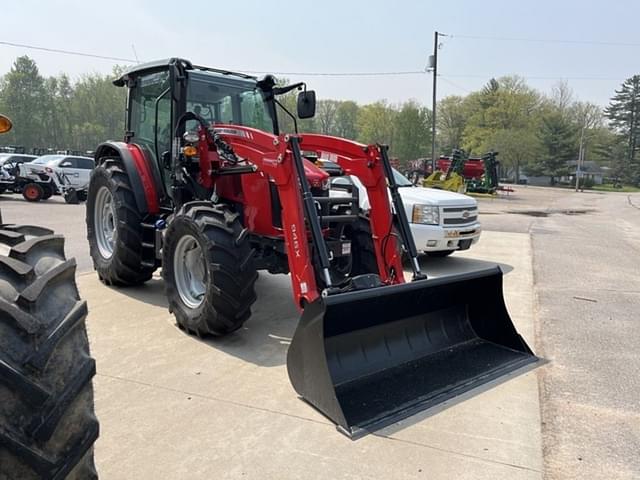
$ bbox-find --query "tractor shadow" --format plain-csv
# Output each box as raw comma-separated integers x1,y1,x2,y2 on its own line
415,255,514,277
111,255,513,368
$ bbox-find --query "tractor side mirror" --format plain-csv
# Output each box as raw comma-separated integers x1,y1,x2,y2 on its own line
297,90,316,119
0,115,12,134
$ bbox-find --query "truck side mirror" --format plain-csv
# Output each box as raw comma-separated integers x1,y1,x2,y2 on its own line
297,90,316,119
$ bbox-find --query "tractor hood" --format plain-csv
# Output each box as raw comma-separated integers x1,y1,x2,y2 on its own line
303,159,330,189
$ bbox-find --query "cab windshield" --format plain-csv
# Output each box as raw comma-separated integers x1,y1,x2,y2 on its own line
186,72,275,134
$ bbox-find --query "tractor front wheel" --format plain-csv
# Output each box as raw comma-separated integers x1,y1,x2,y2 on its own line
163,202,258,336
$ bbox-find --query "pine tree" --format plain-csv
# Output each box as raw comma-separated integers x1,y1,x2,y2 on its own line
605,75,640,184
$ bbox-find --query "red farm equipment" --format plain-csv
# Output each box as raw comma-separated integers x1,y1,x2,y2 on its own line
85,59,539,438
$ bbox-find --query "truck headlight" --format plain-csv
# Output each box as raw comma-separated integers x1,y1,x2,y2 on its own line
412,205,439,225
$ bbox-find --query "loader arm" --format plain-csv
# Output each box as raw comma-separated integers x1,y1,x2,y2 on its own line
213,127,413,307
294,134,406,284
213,125,320,307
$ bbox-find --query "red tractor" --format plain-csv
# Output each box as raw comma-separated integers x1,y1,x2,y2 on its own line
86,59,538,438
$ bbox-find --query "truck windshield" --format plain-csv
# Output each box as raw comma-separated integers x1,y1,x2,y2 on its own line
186,73,274,134
393,168,414,187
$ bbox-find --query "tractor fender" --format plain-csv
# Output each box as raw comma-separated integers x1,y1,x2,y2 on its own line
94,141,161,214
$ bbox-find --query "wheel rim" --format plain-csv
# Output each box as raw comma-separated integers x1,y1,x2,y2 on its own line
25,186,38,200
173,234,206,309
94,186,116,259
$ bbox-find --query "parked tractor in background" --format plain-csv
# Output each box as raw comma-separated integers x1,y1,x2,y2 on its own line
423,148,468,193
0,114,99,479
86,59,539,438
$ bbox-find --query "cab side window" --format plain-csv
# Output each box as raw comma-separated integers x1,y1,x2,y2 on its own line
129,71,171,161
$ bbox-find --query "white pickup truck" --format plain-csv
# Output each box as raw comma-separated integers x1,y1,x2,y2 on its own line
331,168,481,257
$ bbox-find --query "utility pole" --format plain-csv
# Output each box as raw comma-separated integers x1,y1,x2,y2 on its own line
431,31,439,172
428,31,446,172
575,125,586,192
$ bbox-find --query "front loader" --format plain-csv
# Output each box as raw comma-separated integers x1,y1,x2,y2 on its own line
86,59,539,438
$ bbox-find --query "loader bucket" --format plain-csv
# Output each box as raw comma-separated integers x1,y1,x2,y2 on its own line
286,266,539,438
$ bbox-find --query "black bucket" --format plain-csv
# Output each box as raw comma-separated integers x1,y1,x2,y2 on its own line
286,266,540,438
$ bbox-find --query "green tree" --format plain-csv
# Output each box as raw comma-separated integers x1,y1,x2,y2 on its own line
393,100,430,163
334,101,359,140
0,56,47,148
316,99,340,135
531,111,576,184
357,100,396,147
490,128,541,182
437,95,467,152
605,75,640,184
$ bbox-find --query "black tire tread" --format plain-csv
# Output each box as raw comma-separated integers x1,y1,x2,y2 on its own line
163,202,258,336
86,157,155,286
0,225,98,479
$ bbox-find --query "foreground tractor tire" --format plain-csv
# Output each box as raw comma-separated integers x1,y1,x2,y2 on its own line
86,158,156,286
0,224,98,479
163,202,258,336
22,183,44,202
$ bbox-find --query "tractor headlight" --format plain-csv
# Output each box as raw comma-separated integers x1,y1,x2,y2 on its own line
412,205,439,225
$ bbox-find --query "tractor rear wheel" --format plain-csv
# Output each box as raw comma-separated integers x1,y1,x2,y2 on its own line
22,183,43,202
0,224,98,479
162,202,258,336
86,157,156,286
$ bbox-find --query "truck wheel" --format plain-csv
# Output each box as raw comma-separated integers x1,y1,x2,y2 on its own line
427,250,454,257
65,189,80,205
41,185,54,200
22,183,43,202
86,157,156,286
163,202,258,336
0,224,98,479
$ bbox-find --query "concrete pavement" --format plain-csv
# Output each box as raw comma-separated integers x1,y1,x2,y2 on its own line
81,230,543,479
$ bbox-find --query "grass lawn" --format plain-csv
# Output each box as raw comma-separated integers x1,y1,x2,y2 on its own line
592,184,640,193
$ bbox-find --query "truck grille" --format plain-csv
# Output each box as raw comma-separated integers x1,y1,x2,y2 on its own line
442,206,478,226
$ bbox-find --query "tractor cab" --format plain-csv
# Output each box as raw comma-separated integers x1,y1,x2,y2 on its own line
113,58,321,205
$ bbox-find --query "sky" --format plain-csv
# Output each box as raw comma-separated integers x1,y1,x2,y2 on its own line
1,0,639,107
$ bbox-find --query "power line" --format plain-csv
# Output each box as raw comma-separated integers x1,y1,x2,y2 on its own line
0,39,628,82
442,73,623,81
238,69,426,77
438,76,471,93
450,34,640,48
0,40,137,63
0,40,427,77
